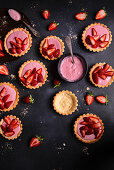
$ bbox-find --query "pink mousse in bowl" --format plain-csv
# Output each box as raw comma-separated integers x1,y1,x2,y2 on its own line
58,54,87,82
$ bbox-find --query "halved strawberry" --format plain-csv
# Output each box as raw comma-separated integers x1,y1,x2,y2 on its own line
75,12,87,21
47,48,55,56
92,73,98,84
31,80,38,86
5,131,15,137
89,117,99,124
21,45,26,51
93,66,102,74
86,128,94,135
37,68,42,74
22,37,28,45
86,92,94,105
20,77,26,84
80,121,88,125
92,122,101,129
100,34,106,42
9,48,17,54
32,68,37,74
99,74,107,80
30,136,43,148
1,125,6,132
103,63,110,72
53,49,60,58
24,69,32,79
105,71,114,76
94,128,103,139
10,119,18,126
98,68,105,76
16,48,22,54
99,41,109,48
12,123,19,129
47,44,55,49
0,39,3,51
0,51,4,57
42,48,47,55
0,65,9,75
89,36,96,45
80,126,88,137
7,124,13,132
2,94,10,103
26,74,34,86
0,87,6,97
15,37,22,44
92,28,97,36
0,99,4,109
4,101,13,109
93,35,100,41
10,41,16,47
42,10,50,19
4,116,11,125
96,95,108,104
43,39,48,49
95,9,107,20
37,74,44,83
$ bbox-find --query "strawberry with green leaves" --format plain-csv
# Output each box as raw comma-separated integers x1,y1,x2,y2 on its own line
30,136,43,148
96,95,108,104
53,79,61,88
86,92,94,105
23,95,34,104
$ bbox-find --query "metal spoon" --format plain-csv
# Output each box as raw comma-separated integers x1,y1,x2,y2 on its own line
65,36,75,64
8,9,40,38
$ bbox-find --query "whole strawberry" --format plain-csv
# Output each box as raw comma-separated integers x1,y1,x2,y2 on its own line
53,79,61,88
42,10,50,19
48,22,59,31
23,95,34,104
86,92,94,105
30,136,43,148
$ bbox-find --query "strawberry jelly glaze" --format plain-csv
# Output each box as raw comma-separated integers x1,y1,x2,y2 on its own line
85,25,110,49
2,117,21,138
60,56,84,81
0,85,16,107
48,38,61,52
6,30,29,51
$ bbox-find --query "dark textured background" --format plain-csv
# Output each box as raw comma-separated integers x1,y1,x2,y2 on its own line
0,0,114,170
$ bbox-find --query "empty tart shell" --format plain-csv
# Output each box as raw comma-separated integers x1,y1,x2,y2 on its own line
89,63,114,88
18,60,48,89
0,115,23,140
0,82,19,112
4,28,32,57
40,35,65,60
82,23,112,52
74,113,104,144
53,90,78,115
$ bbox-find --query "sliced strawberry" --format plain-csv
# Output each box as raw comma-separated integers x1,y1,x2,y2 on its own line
47,48,56,56
0,65,9,75
85,35,91,45
1,125,6,132
20,77,26,84
10,119,18,126
37,74,44,83
0,104,4,109
47,44,55,49
53,49,60,58
32,68,37,74
103,63,110,72
94,128,103,139
99,34,106,42
96,95,108,104
42,48,47,55
15,37,22,44
98,68,105,77
4,101,13,109
0,99,3,105
30,136,43,147
43,39,48,48
92,73,98,84
86,92,94,105
89,117,99,124
92,28,97,36
10,41,16,47
31,80,38,86
105,71,114,76
92,122,101,129
48,55,54,59
2,94,10,103
80,126,88,137
5,131,15,137
93,35,100,41
22,37,28,45
4,116,11,125
0,87,6,96
26,74,34,86
99,41,109,48
80,121,88,125
75,12,87,21
48,22,59,31
9,48,17,54
16,48,22,54
24,69,32,79
93,66,102,74
7,124,13,132
92,44,98,48
95,9,107,20
89,36,96,45
0,39,3,51
0,51,4,57
33,73,37,79
83,117,91,123
42,10,50,19
99,74,107,80
21,45,26,51
12,123,19,129
86,128,94,135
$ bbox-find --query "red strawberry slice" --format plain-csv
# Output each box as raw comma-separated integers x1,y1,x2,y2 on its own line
24,69,32,79
10,41,16,47
2,94,10,103
98,68,105,77
83,117,91,123
1,125,6,132
75,12,87,21
12,123,19,129
0,103,4,109
99,74,107,80
80,121,88,125
86,128,94,135
105,71,114,76
103,63,110,72
37,74,44,83
0,39,3,51
4,116,11,125
100,34,106,42
89,117,99,124
5,131,15,137
92,28,97,36
22,37,28,45
95,9,107,20
42,48,47,55
43,39,48,48
48,22,59,31
47,48,56,56
0,65,9,75
93,66,102,74
26,74,34,86
47,44,55,49
9,48,17,54
31,80,38,86
0,99,3,105
15,37,22,44
94,128,103,139
21,45,26,51
0,51,4,57
89,36,96,45
32,68,37,74
7,124,13,132
93,35,100,41
10,119,18,126
4,101,13,109
20,77,26,84
92,122,101,129
16,48,22,54
0,87,6,97
96,95,108,104
92,73,98,84
37,68,42,74
80,126,88,137
99,41,109,48
42,10,50,19
53,49,60,58
48,55,54,59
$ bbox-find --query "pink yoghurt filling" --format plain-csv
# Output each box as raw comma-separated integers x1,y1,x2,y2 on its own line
0,85,16,107
60,56,84,81
8,9,21,21
48,38,61,52
2,117,21,138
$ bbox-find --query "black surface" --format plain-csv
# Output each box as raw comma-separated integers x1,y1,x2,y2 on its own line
0,0,114,170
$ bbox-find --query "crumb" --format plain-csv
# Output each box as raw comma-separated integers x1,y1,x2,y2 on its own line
46,79,50,82
68,0,72,4
77,90,79,92
20,106,30,118
82,146,89,155
86,87,90,91
10,74,16,80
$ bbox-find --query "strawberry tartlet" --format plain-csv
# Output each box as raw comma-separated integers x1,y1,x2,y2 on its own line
18,60,48,89
82,23,112,52
89,63,114,88
74,113,104,143
0,82,19,112
0,115,22,140
4,28,32,57
40,36,64,60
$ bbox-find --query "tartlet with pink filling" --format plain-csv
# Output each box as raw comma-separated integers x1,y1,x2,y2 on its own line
89,63,114,88
4,28,32,57
0,115,22,140
40,36,65,60
0,82,19,112
82,23,112,52
74,113,104,144
18,60,48,89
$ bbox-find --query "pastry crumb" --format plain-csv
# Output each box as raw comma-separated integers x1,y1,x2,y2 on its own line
86,87,90,91
10,74,16,80
82,146,89,155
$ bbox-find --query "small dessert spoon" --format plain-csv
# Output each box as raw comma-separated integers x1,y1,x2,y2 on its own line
8,9,40,38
